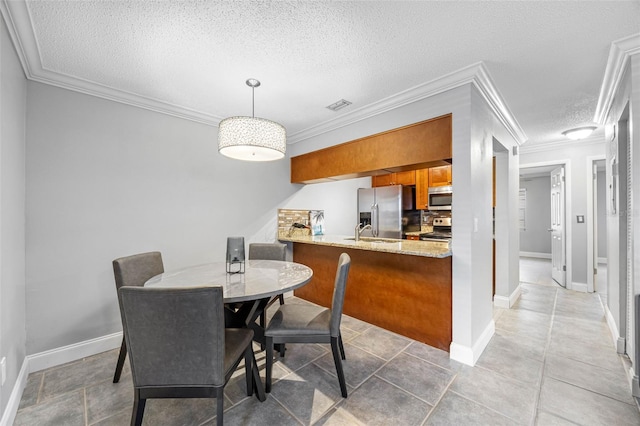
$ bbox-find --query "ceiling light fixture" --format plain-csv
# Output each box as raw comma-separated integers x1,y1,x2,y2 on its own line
561,126,597,140
218,79,286,161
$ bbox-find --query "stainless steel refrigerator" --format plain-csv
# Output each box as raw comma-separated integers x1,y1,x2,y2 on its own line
357,185,409,239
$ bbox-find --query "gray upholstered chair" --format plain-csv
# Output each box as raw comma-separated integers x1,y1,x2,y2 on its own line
265,253,351,397
112,251,164,383
118,286,265,426
248,243,287,326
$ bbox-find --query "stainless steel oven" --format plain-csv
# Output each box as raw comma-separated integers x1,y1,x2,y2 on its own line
427,185,452,211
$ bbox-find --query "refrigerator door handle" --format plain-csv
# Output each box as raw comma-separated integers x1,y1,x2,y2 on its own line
372,203,379,237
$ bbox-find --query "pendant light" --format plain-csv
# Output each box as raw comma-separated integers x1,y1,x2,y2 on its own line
218,79,286,161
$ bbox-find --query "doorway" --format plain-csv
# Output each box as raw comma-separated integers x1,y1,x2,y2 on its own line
587,156,607,296
550,166,566,287
606,104,634,366
519,160,572,290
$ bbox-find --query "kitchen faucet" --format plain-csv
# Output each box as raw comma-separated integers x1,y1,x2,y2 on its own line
355,223,372,242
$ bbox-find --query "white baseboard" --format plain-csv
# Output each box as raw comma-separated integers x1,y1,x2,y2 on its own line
450,320,495,366
604,303,622,349
509,285,522,306
28,332,122,373
494,285,522,309
572,282,588,293
519,252,551,259
0,359,28,426
0,332,122,425
493,295,509,309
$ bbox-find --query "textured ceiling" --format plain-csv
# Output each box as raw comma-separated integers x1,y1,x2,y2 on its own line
5,1,640,146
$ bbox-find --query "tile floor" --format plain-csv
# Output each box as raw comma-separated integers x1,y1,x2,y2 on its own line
13,258,640,425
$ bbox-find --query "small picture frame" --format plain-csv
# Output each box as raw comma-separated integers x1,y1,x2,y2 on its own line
309,210,324,236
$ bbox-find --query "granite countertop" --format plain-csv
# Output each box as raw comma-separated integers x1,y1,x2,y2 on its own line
279,234,452,258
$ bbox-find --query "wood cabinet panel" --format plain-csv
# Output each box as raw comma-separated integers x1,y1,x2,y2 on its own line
416,169,429,210
428,165,452,187
395,170,416,185
372,174,395,187
372,170,416,187
291,114,452,183
292,243,452,351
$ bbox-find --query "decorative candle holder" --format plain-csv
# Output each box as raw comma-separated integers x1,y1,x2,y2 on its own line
226,237,245,274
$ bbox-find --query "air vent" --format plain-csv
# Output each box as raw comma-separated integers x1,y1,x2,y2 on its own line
326,99,352,112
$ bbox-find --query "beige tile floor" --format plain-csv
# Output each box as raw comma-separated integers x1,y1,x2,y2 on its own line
13,258,640,425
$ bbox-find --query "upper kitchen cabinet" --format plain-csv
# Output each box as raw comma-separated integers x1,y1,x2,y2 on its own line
291,114,452,184
428,165,452,187
372,170,416,187
416,169,429,209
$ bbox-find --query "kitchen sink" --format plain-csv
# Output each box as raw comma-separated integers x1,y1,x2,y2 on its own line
344,237,399,243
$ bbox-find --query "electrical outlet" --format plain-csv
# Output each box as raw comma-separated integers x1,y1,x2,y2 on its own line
1,357,6,386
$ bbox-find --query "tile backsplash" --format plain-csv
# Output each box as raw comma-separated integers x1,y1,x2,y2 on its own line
278,209,325,238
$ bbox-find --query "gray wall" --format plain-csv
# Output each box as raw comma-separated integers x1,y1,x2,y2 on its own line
25,82,300,354
0,17,27,415
519,176,551,254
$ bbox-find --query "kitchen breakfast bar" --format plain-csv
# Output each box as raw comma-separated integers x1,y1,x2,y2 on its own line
279,235,452,351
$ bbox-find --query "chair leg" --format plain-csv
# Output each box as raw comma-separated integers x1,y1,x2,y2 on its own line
278,294,284,305
251,350,266,402
216,387,224,426
265,336,274,393
338,334,346,360
330,336,348,398
131,390,145,426
244,347,253,397
259,313,266,351
113,337,127,383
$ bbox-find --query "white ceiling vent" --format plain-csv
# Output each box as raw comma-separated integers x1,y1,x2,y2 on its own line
326,99,352,112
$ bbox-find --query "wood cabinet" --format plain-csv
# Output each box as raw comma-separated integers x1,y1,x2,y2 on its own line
292,242,452,351
372,170,416,187
416,169,429,209
291,114,452,184
428,165,452,187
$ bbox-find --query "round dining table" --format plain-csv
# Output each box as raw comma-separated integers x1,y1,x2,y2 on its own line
144,259,313,344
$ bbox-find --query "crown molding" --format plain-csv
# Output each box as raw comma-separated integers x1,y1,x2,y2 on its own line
519,134,604,154
1,1,526,146
0,0,222,126
287,62,527,146
594,33,640,125
470,63,528,146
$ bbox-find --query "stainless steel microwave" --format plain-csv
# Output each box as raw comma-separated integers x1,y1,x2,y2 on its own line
427,185,452,210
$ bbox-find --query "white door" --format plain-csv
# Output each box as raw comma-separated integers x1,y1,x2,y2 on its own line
550,167,566,287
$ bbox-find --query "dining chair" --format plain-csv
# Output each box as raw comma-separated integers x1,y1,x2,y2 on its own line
265,252,351,397
112,251,164,383
248,243,287,327
118,286,265,426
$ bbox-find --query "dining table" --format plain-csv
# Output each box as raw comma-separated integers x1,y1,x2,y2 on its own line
144,259,313,344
